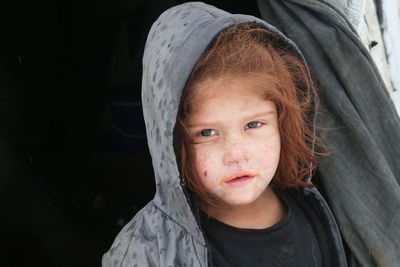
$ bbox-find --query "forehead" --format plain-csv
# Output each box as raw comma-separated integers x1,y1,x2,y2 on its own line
185,75,278,125
190,73,275,108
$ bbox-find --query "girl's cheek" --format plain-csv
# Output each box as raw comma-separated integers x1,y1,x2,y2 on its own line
195,158,211,187
260,140,281,166
195,147,217,180
195,153,209,176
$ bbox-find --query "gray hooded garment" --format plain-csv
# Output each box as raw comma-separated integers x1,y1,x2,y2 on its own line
103,1,398,266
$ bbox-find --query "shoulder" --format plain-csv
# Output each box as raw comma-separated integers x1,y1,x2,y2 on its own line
102,201,162,266
280,187,339,232
102,200,207,267
280,187,348,266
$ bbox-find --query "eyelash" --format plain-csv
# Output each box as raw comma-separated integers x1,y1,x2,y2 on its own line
198,121,263,137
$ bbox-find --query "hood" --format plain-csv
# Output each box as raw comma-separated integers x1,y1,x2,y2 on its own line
141,1,314,244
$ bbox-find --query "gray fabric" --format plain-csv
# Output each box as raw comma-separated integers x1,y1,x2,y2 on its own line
102,2,307,266
257,0,400,266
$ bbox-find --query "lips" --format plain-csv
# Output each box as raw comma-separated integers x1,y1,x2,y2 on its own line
221,172,258,187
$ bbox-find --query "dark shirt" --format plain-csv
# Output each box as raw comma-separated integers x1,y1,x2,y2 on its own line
200,190,322,267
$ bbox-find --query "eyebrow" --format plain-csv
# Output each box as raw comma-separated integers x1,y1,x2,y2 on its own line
186,111,276,128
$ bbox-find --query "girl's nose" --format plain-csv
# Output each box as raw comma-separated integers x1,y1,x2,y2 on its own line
222,136,248,166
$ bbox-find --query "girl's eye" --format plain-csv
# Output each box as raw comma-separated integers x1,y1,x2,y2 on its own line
200,129,217,137
245,121,262,129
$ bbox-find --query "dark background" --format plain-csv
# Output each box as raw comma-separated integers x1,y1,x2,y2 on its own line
1,1,260,266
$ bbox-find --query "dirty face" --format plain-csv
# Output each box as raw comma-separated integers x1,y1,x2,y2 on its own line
186,75,281,211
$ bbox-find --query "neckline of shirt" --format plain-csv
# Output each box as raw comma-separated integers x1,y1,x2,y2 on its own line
200,190,293,236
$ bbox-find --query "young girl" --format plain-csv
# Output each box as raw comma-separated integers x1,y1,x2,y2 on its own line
103,2,347,266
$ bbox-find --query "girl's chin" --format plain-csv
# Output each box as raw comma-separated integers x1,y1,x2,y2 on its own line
218,187,273,208
220,195,261,207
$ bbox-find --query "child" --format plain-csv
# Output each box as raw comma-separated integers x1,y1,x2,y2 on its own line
103,2,347,266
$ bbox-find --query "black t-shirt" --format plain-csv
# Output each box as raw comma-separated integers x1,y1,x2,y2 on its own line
200,190,322,267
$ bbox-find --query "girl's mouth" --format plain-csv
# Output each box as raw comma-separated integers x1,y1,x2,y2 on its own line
221,173,257,187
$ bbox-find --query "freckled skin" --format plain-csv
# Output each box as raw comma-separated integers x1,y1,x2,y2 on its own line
187,75,282,225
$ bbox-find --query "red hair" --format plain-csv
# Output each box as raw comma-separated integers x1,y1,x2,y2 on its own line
177,23,326,208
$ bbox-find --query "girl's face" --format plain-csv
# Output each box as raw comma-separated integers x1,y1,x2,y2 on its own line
186,75,281,210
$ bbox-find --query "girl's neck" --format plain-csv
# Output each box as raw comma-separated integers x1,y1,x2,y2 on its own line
205,187,287,229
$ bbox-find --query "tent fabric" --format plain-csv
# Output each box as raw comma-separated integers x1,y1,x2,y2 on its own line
257,0,400,266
